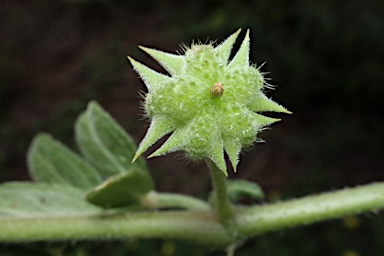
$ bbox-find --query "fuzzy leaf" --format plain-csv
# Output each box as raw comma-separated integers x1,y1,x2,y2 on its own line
86,167,154,208
0,182,101,217
27,133,102,190
75,101,150,179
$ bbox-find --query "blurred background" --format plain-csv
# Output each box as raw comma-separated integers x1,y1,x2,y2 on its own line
1,0,384,255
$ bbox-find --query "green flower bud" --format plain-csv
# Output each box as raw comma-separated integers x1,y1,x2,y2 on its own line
128,29,290,175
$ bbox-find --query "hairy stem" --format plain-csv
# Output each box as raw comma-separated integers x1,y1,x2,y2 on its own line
2,183,384,248
141,191,211,211
236,182,384,237
207,160,237,239
0,211,231,247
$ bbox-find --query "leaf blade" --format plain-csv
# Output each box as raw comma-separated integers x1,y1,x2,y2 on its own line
0,182,102,217
86,167,154,208
27,133,102,190
75,101,149,178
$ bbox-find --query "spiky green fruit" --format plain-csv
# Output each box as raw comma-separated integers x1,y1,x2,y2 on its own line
129,29,290,175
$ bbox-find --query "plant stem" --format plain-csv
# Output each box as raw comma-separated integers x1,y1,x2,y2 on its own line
0,211,231,247
226,244,237,256
207,160,237,238
236,182,384,237
141,191,211,211
3,183,384,247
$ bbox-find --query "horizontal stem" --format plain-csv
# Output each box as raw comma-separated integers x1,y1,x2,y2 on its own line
2,182,384,247
236,182,384,237
142,191,211,211
0,211,231,247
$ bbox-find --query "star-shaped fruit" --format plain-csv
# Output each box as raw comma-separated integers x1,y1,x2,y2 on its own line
128,29,290,175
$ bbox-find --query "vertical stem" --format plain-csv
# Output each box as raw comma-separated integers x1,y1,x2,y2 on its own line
226,244,237,256
207,160,237,239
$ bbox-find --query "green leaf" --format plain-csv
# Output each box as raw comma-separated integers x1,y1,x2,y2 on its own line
0,182,102,217
227,180,264,202
86,167,154,208
27,133,102,190
75,101,149,178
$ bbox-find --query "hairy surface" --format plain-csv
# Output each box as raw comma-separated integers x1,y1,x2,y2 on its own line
129,29,290,175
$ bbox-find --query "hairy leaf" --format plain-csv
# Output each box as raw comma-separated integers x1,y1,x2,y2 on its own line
86,167,154,208
0,182,101,217
27,133,102,190
75,101,149,178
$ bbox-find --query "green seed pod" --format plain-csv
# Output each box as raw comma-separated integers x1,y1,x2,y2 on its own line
128,29,290,175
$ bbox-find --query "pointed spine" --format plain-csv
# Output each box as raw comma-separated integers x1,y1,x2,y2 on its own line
128,57,173,92
132,115,176,162
253,113,281,128
250,94,292,114
227,29,250,70
215,28,241,64
148,128,186,158
139,46,186,76
209,141,227,176
224,140,242,173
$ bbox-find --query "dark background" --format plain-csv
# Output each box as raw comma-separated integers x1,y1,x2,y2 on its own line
1,0,384,255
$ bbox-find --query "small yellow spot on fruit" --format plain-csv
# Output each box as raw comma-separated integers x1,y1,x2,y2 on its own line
210,82,224,97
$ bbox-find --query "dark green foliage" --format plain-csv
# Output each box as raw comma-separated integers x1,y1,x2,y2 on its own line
86,168,154,208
